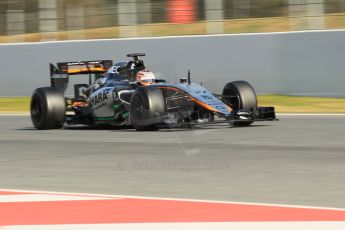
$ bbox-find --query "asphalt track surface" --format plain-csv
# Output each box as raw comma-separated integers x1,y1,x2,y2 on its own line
0,115,344,208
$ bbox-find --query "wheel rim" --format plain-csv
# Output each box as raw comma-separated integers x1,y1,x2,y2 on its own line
130,94,144,122
228,93,241,109
224,85,241,109
31,98,42,122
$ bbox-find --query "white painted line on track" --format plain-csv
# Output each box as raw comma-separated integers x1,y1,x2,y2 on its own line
2,113,345,117
0,194,115,203
1,188,345,211
0,113,29,116
3,222,345,230
1,29,344,46
277,113,345,116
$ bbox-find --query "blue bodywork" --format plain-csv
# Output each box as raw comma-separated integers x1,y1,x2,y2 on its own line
152,82,232,116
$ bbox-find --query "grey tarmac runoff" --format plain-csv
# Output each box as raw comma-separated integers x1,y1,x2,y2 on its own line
0,114,345,208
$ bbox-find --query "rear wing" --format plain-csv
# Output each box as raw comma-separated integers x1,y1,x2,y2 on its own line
54,60,113,75
50,60,113,92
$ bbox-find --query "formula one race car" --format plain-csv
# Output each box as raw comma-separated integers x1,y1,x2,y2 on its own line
30,53,276,131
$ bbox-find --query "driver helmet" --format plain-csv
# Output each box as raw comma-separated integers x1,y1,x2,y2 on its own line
136,70,156,85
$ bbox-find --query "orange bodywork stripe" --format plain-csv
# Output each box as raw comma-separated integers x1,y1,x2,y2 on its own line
67,67,106,74
157,86,180,91
192,98,232,113
157,86,232,113
72,101,89,107
192,98,218,112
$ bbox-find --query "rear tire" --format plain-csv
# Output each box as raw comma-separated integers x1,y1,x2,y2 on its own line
130,86,166,131
222,81,257,127
30,87,66,130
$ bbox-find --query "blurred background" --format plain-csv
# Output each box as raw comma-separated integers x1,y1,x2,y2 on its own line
0,0,344,43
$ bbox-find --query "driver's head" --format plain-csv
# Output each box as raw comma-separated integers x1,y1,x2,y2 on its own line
136,70,156,85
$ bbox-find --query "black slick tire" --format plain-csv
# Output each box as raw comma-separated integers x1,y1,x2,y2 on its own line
30,87,66,130
222,81,257,127
129,86,166,131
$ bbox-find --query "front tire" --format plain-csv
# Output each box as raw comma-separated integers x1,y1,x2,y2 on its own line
31,87,66,130
130,86,166,131
222,81,257,127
